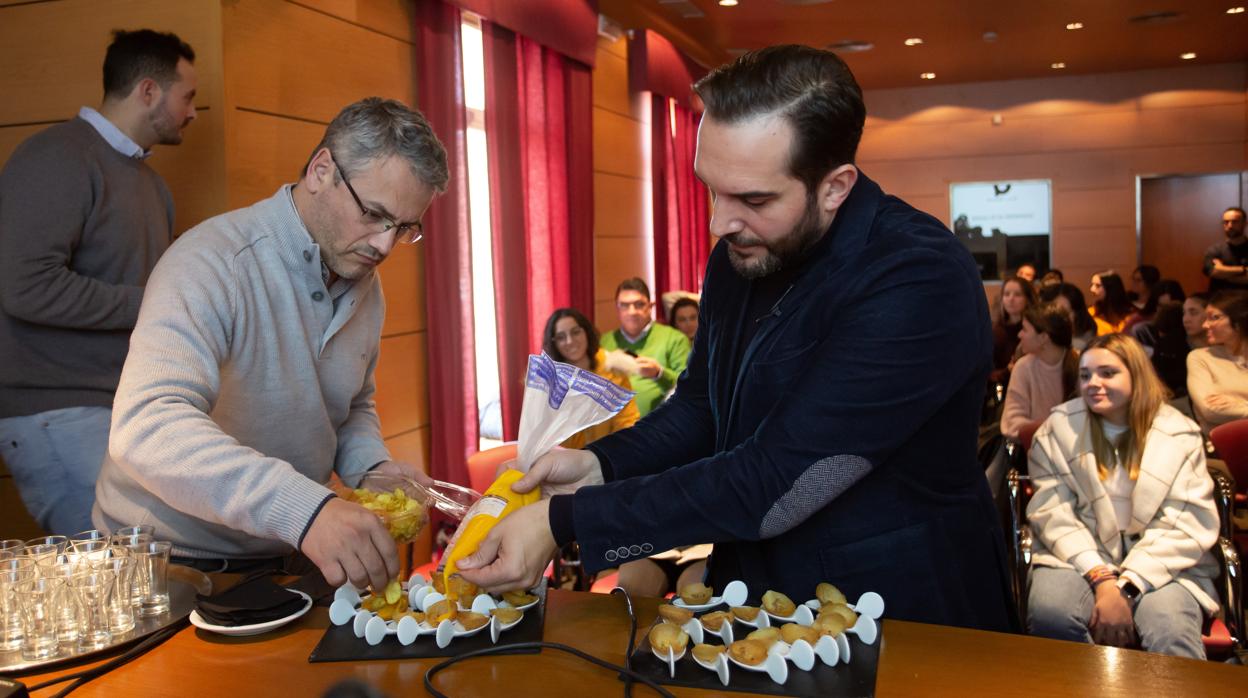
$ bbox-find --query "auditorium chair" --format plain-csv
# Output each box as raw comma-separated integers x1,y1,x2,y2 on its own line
1005,420,1242,657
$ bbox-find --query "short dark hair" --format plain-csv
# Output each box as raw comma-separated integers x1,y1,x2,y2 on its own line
615,277,651,301
103,29,195,99
1209,291,1248,339
1133,265,1161,287
543,308,600,370
693,45,866,193
670,297,699,317
1226,207,1246,218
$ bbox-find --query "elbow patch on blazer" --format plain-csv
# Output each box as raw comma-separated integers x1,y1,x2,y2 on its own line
759,454,872,538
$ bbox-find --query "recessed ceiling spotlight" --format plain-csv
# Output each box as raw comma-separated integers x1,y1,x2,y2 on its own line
920,72,936,80
1180,52,1197,59
1066,22,1084,30
1051,62,1066,69
718,0,739,6
904,38,924,46
1228,6,1245,13
982,31,999,42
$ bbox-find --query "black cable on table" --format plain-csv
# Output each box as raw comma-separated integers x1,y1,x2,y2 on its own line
423,586,673,698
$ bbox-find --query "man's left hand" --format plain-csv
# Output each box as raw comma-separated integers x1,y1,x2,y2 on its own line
371,459,434,488
454,500,556,593
634,356,662,379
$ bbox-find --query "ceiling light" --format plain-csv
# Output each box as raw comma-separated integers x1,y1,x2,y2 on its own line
1065,22,1083,30
920,72,936,80
1051,62,1066,69
904,38,923,46
718,0,739,6
1180,52,1197,59
1228,6,1245,13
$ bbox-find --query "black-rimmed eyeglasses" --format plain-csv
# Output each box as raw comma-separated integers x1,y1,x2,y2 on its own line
335,158,424,244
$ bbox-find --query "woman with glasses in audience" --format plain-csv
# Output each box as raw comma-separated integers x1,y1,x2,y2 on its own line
1186,290,1248,436
992,275,1038,383
1088,271,1135,335
1001,303,1078,441
1041,283,1097,351
1027,334,1219,659
542,308,640,449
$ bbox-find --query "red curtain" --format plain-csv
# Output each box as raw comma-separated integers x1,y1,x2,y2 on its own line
416,0,476,486
483,21,593,440
652,97,709,319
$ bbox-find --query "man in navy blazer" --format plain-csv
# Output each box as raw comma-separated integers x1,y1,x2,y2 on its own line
458,45,1015,632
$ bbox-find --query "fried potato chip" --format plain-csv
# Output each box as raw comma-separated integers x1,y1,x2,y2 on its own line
822,603,857,627
761,590,796,617
447,574,478,600
362,595,387,612
432,574,447,594
383,579,403,605
727,639,768,666
700,610,734,631
657,604,694,625
780,623,820,645
648,622,690,653
458,612,489,631
490,607,523,625
679,582,713,605
730,606,760,621
746,626,783,648
502,590,538,607
815,582,847,607
692,643,725,664
811,613,847,637
428,599,458,624
404,610,426,624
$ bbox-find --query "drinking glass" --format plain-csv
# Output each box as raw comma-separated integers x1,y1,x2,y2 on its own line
112,525,155,540
0,568,33,651
23,543,63,569
97,556,136,635
17,577,62,661
133,541,172,616
41,562,80,646
69,539,112,571
69,570,114,651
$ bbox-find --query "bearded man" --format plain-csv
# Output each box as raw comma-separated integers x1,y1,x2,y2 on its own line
455,45,1015,633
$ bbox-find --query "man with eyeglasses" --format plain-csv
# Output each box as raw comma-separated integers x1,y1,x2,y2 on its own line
600,278,692,416
0,30,197,535
1203,207,1248,293
93,98,447,591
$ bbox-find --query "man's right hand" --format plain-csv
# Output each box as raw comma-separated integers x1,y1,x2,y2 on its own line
512,449,604,498
634,356,662,379
301,497,399,592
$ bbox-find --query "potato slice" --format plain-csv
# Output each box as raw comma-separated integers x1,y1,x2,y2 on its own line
428,599,458,624
822,603,857,627
699,610,734,631
762,590,796,617
678,582,712,605
490,607,523,625
815,582,847,606
657,604,694,625
691,643,725,664
384,579,403,605
730,605,760,621
746,626,782,648
727,639,768,666
458,612,489,631
447,575,478,600
502,590,538,607
780,623,820,645
404,610,426,624
648,622,690,653
812,613,847,637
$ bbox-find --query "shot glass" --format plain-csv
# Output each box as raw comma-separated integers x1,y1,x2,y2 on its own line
0,539,24,553
0,568,34,651
70,569,115,651
133,541,172,616
42,562,80,646
97,556,136,635
17,577,62,661
23,543,64,569
112,525,155,540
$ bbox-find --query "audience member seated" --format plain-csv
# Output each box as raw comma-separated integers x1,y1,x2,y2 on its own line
669,297,699,342
1040,268,1064,289
1182,293,1211,351
601,277,691,416
1027,334,1219,659
1129,264,1161,310
1187,290,1248,437
1130,279,1185,344
991,275,1038,383
1001,303,1077,441
1147,302,1194,398
1040,282,1096,351
543,308,640,449
1088,271,1134,335
1016,262,1037,284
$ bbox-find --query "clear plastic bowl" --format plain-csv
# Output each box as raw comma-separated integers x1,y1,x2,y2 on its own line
349,473,432,544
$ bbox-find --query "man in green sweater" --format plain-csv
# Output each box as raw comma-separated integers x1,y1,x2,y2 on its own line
600,278,692,415
0,29,198,535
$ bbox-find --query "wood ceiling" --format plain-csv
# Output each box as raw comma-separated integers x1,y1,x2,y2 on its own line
600,0,1248,89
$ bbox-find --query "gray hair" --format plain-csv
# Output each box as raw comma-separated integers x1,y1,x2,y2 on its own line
306,97,449,193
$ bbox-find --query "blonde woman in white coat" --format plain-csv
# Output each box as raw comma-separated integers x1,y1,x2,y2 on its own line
1026,333,1219,658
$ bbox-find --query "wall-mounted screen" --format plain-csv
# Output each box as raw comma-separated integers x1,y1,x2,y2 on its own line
950,179,1052,281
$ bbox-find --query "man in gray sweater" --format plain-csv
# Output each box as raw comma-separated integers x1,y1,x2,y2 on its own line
94,98,447,592
0,29,198,535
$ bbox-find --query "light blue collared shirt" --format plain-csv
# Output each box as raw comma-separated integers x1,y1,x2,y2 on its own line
77,106,150,160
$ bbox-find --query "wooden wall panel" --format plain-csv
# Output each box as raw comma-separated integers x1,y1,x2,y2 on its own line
222,0,417,125
593,108,648,180
293,0,418,43
380,242,426,336
592,42,646,123
374,332,428,438
224,108,324,208
593,172,647,239
860,61,1248,281
594,237,650,303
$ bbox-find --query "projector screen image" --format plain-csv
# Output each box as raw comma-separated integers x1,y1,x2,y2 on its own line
950,179,1052,281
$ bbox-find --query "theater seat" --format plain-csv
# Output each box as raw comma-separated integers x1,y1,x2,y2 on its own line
466,442,518,493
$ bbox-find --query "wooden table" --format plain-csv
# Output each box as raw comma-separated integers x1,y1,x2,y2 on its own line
13,590,1244,697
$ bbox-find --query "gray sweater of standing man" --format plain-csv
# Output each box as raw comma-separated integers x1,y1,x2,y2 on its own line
0,117,173,417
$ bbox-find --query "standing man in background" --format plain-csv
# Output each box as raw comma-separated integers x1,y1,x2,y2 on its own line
1203,207,1248,293
600,278,691,416
0,29,198,534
